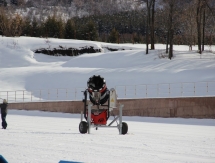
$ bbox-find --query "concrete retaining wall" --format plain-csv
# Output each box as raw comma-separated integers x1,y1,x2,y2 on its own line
8,97,215,118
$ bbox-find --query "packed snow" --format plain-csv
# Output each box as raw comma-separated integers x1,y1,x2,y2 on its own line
0,36,215,163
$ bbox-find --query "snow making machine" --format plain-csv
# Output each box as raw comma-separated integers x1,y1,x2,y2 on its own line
79,75,128,135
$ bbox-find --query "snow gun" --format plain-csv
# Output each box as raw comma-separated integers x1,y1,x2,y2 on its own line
79,75,128,135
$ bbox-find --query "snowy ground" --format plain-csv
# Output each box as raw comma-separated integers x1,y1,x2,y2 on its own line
1,110,215,163
0,36,215,163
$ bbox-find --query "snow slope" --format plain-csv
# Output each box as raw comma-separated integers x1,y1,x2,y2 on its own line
0,36,215,100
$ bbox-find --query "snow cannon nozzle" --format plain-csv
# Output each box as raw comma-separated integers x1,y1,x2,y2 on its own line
87,75,106,93
87,75,109,105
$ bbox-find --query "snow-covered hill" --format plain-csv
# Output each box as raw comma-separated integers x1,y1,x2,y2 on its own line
0,36,214,99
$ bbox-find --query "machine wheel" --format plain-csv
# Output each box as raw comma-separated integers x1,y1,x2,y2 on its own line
121,122,128,135
79,121,88,134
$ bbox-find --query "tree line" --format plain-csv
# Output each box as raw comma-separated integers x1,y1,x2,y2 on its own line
0,0,215,59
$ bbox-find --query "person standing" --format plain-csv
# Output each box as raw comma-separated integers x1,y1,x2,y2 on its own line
0,99,8,129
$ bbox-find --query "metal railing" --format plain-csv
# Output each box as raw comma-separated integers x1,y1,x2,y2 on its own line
0,81,215,103
115,81,215,99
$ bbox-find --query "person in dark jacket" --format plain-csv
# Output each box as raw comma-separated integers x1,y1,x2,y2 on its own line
0,99,8,129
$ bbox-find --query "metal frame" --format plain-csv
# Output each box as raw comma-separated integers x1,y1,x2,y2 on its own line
82,89,110,122
80,89,124,135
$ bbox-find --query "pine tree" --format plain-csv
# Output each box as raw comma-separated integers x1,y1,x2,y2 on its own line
108,28,119,43
22,18,32,36
65,19,75,39
43,16,64,38
31,17,40,37
57,18,64,38
85,20,98,41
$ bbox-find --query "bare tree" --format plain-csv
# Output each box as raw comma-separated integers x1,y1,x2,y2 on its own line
73,0,85,16
138,0,156,54
196,0,203,54
202,0,215,51
0,7,8,35
146,0,150,54
150,0,155,49
161,0,175,58
181,1,197,51
167,0,174,59
0,8,24,37
140,0,151,54
195,0,215,54
162,0,184,59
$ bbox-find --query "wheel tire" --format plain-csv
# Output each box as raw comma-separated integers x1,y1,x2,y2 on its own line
121,122,128,135
79,121,88,134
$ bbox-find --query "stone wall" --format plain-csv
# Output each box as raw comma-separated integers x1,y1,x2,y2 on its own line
7,97,215,118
